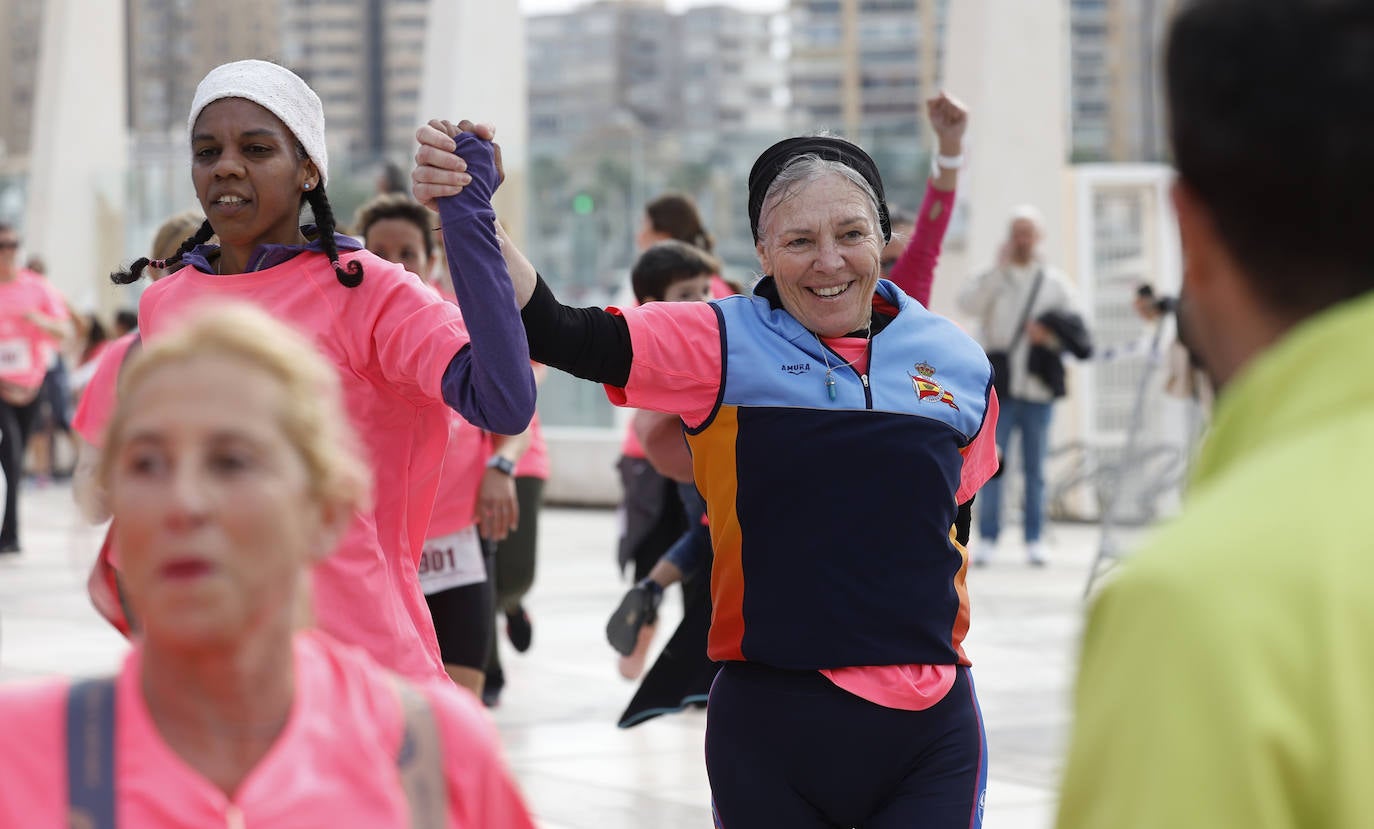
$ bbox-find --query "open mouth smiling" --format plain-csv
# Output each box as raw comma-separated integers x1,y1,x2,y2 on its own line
810,283,852,299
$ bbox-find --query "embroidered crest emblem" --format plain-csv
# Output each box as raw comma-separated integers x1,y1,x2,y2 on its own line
908,362,959,410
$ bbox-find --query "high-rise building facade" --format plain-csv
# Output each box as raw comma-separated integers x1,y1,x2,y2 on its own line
0,0,44,164
281,0,428,167
786,0,948,204
127,0,283,138
676,5,787,143
785,0,1175,166
524,0,787,284
1070,0,1111,159
527,1,784,153
139,0,430,169
1070,0,1179,162
787,1,949,140
527,1,676,157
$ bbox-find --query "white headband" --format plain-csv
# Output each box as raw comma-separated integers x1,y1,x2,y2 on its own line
188,60,329,187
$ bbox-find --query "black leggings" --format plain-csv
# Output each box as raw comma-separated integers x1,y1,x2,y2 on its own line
0,397,39,547
424,544,495,671
706,664,987,829
485,477,544,683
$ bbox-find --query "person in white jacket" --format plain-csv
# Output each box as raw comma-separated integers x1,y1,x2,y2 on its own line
958,207,1080,566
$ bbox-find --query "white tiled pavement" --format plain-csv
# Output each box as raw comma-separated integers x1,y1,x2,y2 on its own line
0,483,1119,828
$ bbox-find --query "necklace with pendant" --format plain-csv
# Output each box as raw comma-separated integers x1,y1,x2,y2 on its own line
813,323,871,401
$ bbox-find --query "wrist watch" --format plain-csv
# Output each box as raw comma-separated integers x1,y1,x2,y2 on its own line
486,455,516,476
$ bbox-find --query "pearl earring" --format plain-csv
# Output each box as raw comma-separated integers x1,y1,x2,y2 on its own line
304,182,312,191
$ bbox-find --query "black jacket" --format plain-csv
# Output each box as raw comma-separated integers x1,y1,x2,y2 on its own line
1028,310,1093,397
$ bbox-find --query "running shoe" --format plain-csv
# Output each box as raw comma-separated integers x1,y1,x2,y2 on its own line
606,581,662,657
505,605,533,653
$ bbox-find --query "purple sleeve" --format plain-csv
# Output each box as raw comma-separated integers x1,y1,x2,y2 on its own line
436,134,537,435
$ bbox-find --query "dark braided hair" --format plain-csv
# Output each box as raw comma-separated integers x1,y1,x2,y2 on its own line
110,220,214,284
306,184,363,288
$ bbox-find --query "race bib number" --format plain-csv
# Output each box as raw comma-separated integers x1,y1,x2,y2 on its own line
0,339,32,376
418,525,486,595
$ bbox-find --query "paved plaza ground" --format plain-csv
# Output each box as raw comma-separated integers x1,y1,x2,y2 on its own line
0,482,1124,828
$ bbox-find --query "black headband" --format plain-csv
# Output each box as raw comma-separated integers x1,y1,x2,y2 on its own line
747,136,891,244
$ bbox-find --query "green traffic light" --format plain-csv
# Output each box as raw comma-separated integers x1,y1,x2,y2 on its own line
572,193,595,215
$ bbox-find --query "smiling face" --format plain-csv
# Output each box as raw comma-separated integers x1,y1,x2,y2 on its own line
364,217,430,280
191,98,317,271
756,172,884,337
109,355,329,649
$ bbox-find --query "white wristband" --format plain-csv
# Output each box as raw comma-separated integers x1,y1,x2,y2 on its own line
936,153,964,169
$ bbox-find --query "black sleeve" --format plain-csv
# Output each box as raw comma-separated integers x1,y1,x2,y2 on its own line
521,274,633,387
954,496,974,548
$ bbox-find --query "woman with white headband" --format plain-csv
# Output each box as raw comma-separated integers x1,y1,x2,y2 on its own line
96,60,536,681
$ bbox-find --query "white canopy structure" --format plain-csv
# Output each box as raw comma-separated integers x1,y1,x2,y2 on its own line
24,0,128,310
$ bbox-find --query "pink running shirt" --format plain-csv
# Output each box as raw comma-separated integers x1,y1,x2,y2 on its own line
72,332,138,448
514,412,549,479
0,632,537,827
427,413,490,539
0,270,68,391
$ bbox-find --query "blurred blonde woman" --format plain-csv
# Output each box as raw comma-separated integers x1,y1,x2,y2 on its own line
0,304,535,827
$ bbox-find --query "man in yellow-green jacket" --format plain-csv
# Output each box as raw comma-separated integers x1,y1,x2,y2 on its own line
1056,2,1374,827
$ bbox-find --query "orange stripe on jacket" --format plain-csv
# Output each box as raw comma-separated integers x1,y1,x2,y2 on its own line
687,405,746,662
948,523,972,665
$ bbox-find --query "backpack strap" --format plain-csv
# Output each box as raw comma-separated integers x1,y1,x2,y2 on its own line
1006,268,1046,355
66,678,117,829
394,680,447,829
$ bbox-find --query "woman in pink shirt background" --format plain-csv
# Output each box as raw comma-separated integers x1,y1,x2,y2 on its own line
0,220,73,555
0,304,535,828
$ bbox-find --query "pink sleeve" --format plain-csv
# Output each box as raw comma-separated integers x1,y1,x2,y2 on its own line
888,182,956,308
72,334,136,447
956,388,1000,503
604,301,723,430
363,261,472,405
420,683,538,829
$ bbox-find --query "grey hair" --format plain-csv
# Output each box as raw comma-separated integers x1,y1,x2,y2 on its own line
756,154,883,245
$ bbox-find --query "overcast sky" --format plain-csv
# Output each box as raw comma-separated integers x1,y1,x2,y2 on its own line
520,0,785,14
